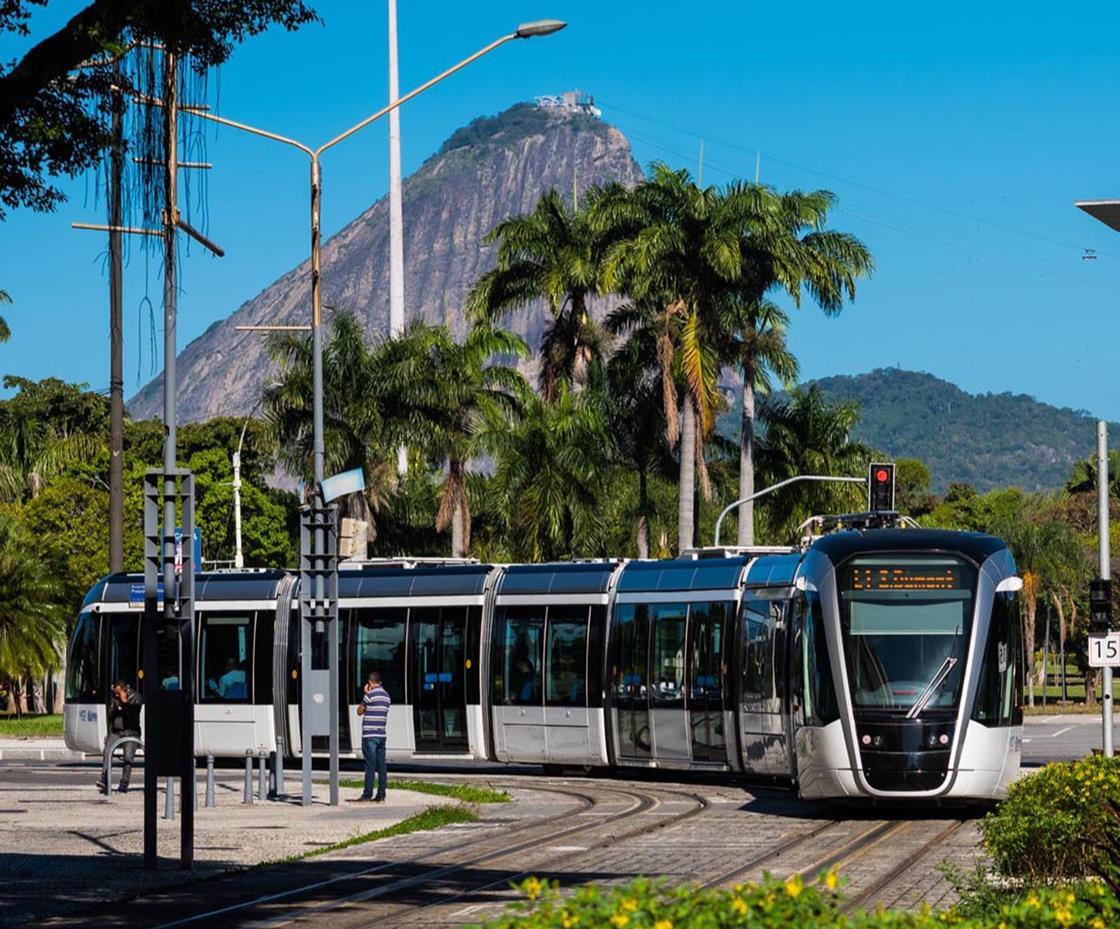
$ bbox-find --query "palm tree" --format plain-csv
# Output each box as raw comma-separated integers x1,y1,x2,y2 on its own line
724,186,873,545
719,299,800,546
477,383,613,562
1066,451,1120,497
466,188,614,401
0,290,10,343
263,311,399,543
755,384,872,541
0,515,64,717
598,164,745,552
378,320,530,557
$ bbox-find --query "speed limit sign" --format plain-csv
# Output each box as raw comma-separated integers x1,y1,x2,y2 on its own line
1089,632,1120,668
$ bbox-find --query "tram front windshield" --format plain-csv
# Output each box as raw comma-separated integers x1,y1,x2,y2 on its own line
838,555,977,714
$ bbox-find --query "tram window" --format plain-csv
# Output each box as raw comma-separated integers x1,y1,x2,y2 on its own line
611,604,649,700
651,604,687,706
200,614,252,702
494,606,544,706
800,594,839,726
742,601,772,710
108,616,140,692
973,592,1022,726
66,612,99,701
545,606,588,707
353,608,406,703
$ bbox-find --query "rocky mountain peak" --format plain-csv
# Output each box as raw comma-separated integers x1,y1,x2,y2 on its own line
128,99,644,422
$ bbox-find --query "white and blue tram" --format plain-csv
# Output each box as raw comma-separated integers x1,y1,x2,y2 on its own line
64,527,1023,800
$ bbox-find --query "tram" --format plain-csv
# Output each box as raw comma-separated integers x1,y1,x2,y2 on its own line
64,523,1024,800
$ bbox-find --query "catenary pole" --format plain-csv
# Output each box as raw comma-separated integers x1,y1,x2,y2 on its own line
389,0,407,475
1099,421,1113,756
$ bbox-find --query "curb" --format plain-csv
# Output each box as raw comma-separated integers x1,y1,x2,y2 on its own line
0,747,92,761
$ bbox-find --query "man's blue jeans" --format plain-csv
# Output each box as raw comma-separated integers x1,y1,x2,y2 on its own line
362,736,387,799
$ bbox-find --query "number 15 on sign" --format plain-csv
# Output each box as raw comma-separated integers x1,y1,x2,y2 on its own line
1090,633,1120,668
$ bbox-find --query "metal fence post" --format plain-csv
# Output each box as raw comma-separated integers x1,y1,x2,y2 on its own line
164,777,175,820
206,754,215,807
258,752,267,803
243,751,253,804
275,736,285,800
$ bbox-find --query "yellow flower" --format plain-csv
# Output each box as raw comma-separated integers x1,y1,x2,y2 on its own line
1025,892,1040,909
784,874,804,898
731,897,749,916
1091,917,1106,929
524,877,544,901
562,915,580,929
654,921,673,929
620,898,639,912
824,870,839,891
1054,908,1073,928
611,914,630,929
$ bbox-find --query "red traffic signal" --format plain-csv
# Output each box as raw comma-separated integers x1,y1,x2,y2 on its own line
868,462,896,512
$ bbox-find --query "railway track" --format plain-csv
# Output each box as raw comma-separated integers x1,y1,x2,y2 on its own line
121,780,709,929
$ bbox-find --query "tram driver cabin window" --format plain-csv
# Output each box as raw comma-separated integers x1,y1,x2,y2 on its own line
66,612,100,702
200,614,252,702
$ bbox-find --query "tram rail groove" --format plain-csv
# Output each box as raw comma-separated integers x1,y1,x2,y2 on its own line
151,782,703,929
318,786,714,929
699,819,843,889
839,819,968,914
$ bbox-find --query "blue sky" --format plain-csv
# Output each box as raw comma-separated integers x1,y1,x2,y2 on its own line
3,0,1120,419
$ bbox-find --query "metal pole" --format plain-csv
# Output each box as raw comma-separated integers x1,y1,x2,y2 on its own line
1042,603,1050,708
108,61,124,574
713,475,867,547
165,777,175,819
232,449,243,569
275,736,285,799
206,754,215,807
1098,423,1111,725
388,0,408,477
244,752,253,803
258,753,267,803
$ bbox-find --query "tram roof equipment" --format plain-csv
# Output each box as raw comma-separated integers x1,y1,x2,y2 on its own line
336,562,494,599
810,528,1008,565
496,561,621,597
617,556,750,594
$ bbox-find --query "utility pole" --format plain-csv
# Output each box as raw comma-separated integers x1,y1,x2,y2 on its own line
1099,421,1113,756
388,0,407,476
108,60,125,574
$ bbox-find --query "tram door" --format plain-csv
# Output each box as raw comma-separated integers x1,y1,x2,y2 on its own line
688,602,728,763
738,594,793,777
409,607,468,753
611,604,651,760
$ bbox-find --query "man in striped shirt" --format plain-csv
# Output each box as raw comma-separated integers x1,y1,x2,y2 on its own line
354,671,391,802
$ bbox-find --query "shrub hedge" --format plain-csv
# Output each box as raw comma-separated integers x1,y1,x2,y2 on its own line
476,874,1118,929
979,754,1120,881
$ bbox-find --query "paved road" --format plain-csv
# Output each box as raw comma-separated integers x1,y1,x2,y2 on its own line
1022,712,1115,765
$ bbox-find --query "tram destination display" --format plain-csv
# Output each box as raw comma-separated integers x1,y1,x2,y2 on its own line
849,560,966,592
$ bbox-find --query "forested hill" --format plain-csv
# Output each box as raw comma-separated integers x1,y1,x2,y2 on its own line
805,369,1115,492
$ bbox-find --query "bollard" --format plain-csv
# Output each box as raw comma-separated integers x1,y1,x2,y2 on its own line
243,751,253,804
206,754,216,808
258,752,267,803
275,736,285,800
164,777,175,820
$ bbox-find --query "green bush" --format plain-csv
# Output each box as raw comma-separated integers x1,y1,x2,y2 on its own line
475,874,1119,929
979,755,1120,881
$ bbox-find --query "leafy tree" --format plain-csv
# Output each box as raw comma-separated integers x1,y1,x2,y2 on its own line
0,514,64,716
264,310,403,541
0,0,319,217
599,165,746,552
723,187,872,545
755,385,872,542
0,289,10,342
0,376,105,501
379,321,530,557
895,457,935,516
477,384,613,562
466,189,614,401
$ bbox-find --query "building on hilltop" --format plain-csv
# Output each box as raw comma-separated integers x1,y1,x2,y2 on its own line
535,90,601,118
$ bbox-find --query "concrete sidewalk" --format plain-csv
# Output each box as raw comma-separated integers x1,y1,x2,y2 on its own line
0,738,88,762
0,771,462,928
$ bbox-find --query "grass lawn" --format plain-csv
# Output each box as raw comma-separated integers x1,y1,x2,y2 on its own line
336,777,510,804
0,714,63,737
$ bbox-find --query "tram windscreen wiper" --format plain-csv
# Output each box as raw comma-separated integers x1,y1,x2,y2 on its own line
905,656,958,720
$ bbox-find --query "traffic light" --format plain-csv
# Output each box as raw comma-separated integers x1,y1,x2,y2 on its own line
867,462,896,512
1091,578,1112,633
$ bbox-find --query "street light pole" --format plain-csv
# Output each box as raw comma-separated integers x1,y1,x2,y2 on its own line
1099,421,1113,756
170,18,567,805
